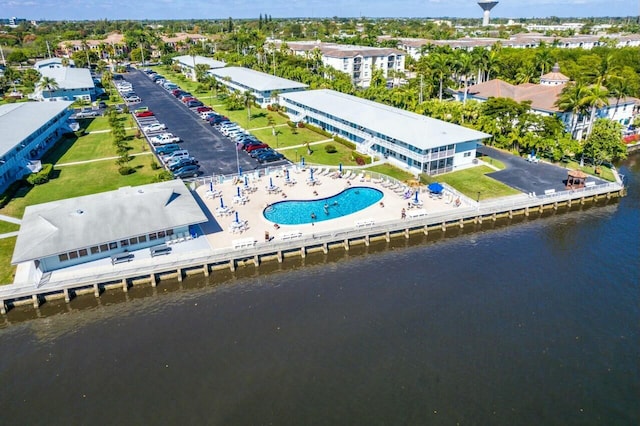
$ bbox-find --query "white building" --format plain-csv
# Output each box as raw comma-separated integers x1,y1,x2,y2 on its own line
172,55,226,81
274,41,405,88
279,89,491,175
11,180,208,277
34,58,75,70
0,101,74,193
31,67,96,102
209,67,308,108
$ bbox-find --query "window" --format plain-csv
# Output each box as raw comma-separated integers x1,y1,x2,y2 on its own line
464,152,471,157
90,246,100,254
120,240,129,247
138,235,147,243
149,233,157,241
157,231,166,238
78,249,88,257
166,229,174,236
100,244,109,252
59,253,69,262
68,251,79,260
129,237,138,245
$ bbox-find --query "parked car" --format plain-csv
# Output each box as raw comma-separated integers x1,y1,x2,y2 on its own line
177,93,193,100
200,111,217,120
162,149,190,163
124,95,141,103
150,132,181,145
134,106,149,114
155,144,181,156
181,97,196,104
208,115,229,125
167,157,198,171
245,143,269,152
249,148,273,158
186,100,204,108
172,164,201,179
135,110,154,118
196,106,212,113
97,101,107,109
143,123,166,133
257,152,285,163
74,110,99,119
171,89,184,97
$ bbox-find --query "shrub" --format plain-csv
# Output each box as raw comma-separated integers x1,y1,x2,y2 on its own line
118,166,135,175
297,122,305,128
0,180,26,208
155,171,174,182
150,160,160,170
351,152,370,165
25,163,53,185
334,135,356,150
287,120,296,128
324,144,337,153
418,173,435,185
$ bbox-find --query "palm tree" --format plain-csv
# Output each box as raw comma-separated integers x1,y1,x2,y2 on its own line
534,48,554,77
555,82,588,139
455,51,473,103
607,75,632,112
581,83,610,138
243,90,256,124
429,53,449,101
37,76,59,99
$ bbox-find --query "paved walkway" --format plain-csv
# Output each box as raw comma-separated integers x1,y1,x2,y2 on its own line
247,123,288,132
56,151,153,167
87,127,136,134
0,232,19,240
0,214,21,225
277,139,334,152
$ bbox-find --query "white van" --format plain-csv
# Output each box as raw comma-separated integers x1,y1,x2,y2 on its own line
162,150,189,163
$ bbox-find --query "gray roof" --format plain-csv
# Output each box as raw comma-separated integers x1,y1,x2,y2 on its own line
173,55,226,69
0,101,74,158
209,67,308,92
39,67,94,90
12,180,208,264
34,58,75,69
280,90,491,149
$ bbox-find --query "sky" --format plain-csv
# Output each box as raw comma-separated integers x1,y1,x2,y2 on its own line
0,0,636,21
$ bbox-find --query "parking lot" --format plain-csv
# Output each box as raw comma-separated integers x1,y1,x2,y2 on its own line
121,69,287,176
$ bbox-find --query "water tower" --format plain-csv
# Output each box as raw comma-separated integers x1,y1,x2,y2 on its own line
478,1,499,26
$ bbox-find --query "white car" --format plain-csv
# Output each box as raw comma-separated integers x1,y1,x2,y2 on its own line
142,123,167,133
150,132,181,145
74,110,99,119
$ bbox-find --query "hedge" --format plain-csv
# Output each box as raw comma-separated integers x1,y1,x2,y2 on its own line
0,180,25,208
25,163,53,185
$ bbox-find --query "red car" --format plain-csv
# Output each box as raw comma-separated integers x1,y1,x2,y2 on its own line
196,106,212,113
245,143,269,152
181,97,195,104
135,111,154,117
171,89,183,96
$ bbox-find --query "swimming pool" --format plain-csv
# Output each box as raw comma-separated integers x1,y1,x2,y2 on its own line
263,187,383,225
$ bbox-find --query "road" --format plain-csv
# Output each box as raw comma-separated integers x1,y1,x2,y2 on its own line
123,70,284,176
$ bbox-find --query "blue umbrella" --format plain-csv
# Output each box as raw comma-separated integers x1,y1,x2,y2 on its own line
235,211,239,223
220,197,225,208
269,177,273,188
244,175,249,186
237,186,241,197
286,169,290,180
339,163,342,173
428,182,443,194
414,190,419,203
310,168,314,180
209,181,213,192
238,166,242,177
301,157,305,167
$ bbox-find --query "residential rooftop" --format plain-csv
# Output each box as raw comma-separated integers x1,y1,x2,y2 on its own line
172,55,226,69
12,180,208,264
0,101,73,158
39,67,94,90
209,66,308,92
280,89,490,149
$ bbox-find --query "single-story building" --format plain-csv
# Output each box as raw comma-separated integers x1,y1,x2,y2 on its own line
172,55,226,80
34,57,75,70
279,89,491,175
209,67,308,108
32,67,96,102
11,180,208,276
0,101,74,194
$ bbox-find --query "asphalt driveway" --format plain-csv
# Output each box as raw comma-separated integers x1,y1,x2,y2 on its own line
123,70,284,176
477,145,605,194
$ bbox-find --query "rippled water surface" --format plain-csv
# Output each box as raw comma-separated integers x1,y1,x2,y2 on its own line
0,155,638,425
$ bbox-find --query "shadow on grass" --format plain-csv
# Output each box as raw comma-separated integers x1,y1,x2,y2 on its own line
41,133,79,165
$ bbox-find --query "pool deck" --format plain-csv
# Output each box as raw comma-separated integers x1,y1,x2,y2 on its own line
197,166,459,248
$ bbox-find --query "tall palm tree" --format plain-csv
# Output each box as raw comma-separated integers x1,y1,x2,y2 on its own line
471,47,488,85
429,53,449,101
455,51,473,103
580,83,610,137
534,48,554,77
243,90,256,124
556,82,588,139
37,76,59,99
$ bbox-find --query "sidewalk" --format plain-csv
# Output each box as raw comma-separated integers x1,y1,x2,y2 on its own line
56,151,153,167
0,214,21,225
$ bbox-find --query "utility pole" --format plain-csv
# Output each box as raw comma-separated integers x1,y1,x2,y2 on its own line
419,74,424,104
46,40,52,58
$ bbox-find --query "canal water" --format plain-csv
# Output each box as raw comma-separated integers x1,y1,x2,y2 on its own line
1,155,638,425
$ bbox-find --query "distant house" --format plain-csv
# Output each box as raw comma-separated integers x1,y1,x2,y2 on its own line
209,67,308,108
34,58,75,70
455,64,639,139
273,40,405,88
0,101,74,194
11,180,208,279
172,55,226,81
57,32,128,60
32,67,96,102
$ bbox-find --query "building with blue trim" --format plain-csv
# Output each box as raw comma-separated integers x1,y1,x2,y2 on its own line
0,101,74,193
279,89,491,175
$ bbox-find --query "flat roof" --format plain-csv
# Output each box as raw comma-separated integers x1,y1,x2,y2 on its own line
209,67,308,92
12,180,208,264
0,101,73,158
280,89,490,149
173,55,226,69
40,67,94,90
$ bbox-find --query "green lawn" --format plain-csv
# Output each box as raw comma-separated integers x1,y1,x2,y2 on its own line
79,114,132,133
44,129,144,164
0,155,158,218
253,126,328,150
279,141,365,167
435,166,521,200
0,236,17,284
0,221,19,234
365,164,417,183
150,65,210,98
562,160,615,182
212,107,289,130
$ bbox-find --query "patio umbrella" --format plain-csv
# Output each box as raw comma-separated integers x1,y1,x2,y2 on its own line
269,177,273,188
237,186,241,197
285,169,290,180
235,211,239,223
310,168,314,180
220,197,225,208
238,167,242,177
339,163,342,173
209,181,213,192
428,182,443,194
244,175,249,186
301,157,305,167
414,190,419,203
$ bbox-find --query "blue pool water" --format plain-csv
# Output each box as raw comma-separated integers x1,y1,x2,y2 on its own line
263,187,383,225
